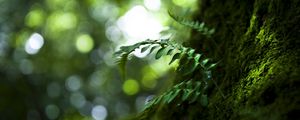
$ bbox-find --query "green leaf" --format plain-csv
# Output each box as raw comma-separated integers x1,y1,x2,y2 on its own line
168,11,215,36
194,54,202,62
144,98,155,109
160,38,170,44
163,91,173,103
186,80,193,89
183,61,199,75
155,47,167,59
203,27,208,33
180,47,188,53
208,28,215,35
187,49,195,57
114,50,124,56
149,45,159,54
141,45,150,53
207,63,217,69
201,58,210,66
166,48,174,55
200,94,208,107
133,41,148,47
194,81,201,90
169,53,180,65
116,53,129,80
190,91,201,103
153,96,162,105
194,21,199,27
174,82,184,88
182,89,193,101
168,89,181,103
177,53,189,72
199,22,205,29
120,45,136,52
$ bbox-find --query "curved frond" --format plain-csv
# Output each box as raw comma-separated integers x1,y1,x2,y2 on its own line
114,38,221,110
168,10,215,36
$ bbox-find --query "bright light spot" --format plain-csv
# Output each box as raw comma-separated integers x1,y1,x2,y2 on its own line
76,34,94,53
141,66,158,89
122,79,140,95
91,105,108,120
117,5,163,43
45,104,60,120
90,3,119,22
65,75,82,91
25,33,44,54
115,102,130,117
117,5,163,58
19,59,34,74
46,0,67,9
150,57,173,74
103,51,115,66
46,12,77,33
25,9,45,27
70,92,86,108
105,25,122,43
144,0,161,11
47,82,61,98
142,74,157,89
89,71,105,88
90,49,103,64
55,12,77,29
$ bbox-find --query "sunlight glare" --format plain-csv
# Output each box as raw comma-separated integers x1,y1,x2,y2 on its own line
75,34,94,53
70,92,86,108
25,33,44,54
45,104,60,120
117,5,163,41
122,79,140,95
117,5,163,58
65,75,82,92
91,105,108,120
144,0,161,11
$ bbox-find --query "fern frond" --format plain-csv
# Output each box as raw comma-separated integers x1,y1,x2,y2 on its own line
144,80,207,110
114,40,166,80
115,39,219,79
168,10,215,36
115,39,221,110
116,53,129,80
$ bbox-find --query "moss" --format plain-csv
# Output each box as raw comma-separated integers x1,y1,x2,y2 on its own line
211,0,299,119
246,15,259,36
198,0,299,119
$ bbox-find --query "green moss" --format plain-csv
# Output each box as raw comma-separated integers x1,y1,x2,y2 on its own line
235,60,271,102
204,0,299,119
246,15,258,36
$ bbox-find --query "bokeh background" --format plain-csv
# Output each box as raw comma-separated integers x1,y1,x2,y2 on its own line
0,0,197,119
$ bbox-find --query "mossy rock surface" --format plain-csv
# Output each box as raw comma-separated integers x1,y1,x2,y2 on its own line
134,0,300,119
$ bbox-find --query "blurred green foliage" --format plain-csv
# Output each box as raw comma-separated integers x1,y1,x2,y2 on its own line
0,0,197,119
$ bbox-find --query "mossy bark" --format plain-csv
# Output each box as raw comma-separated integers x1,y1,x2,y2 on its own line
134,0,300,119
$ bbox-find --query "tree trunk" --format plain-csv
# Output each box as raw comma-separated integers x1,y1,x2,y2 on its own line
135,0,300,119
